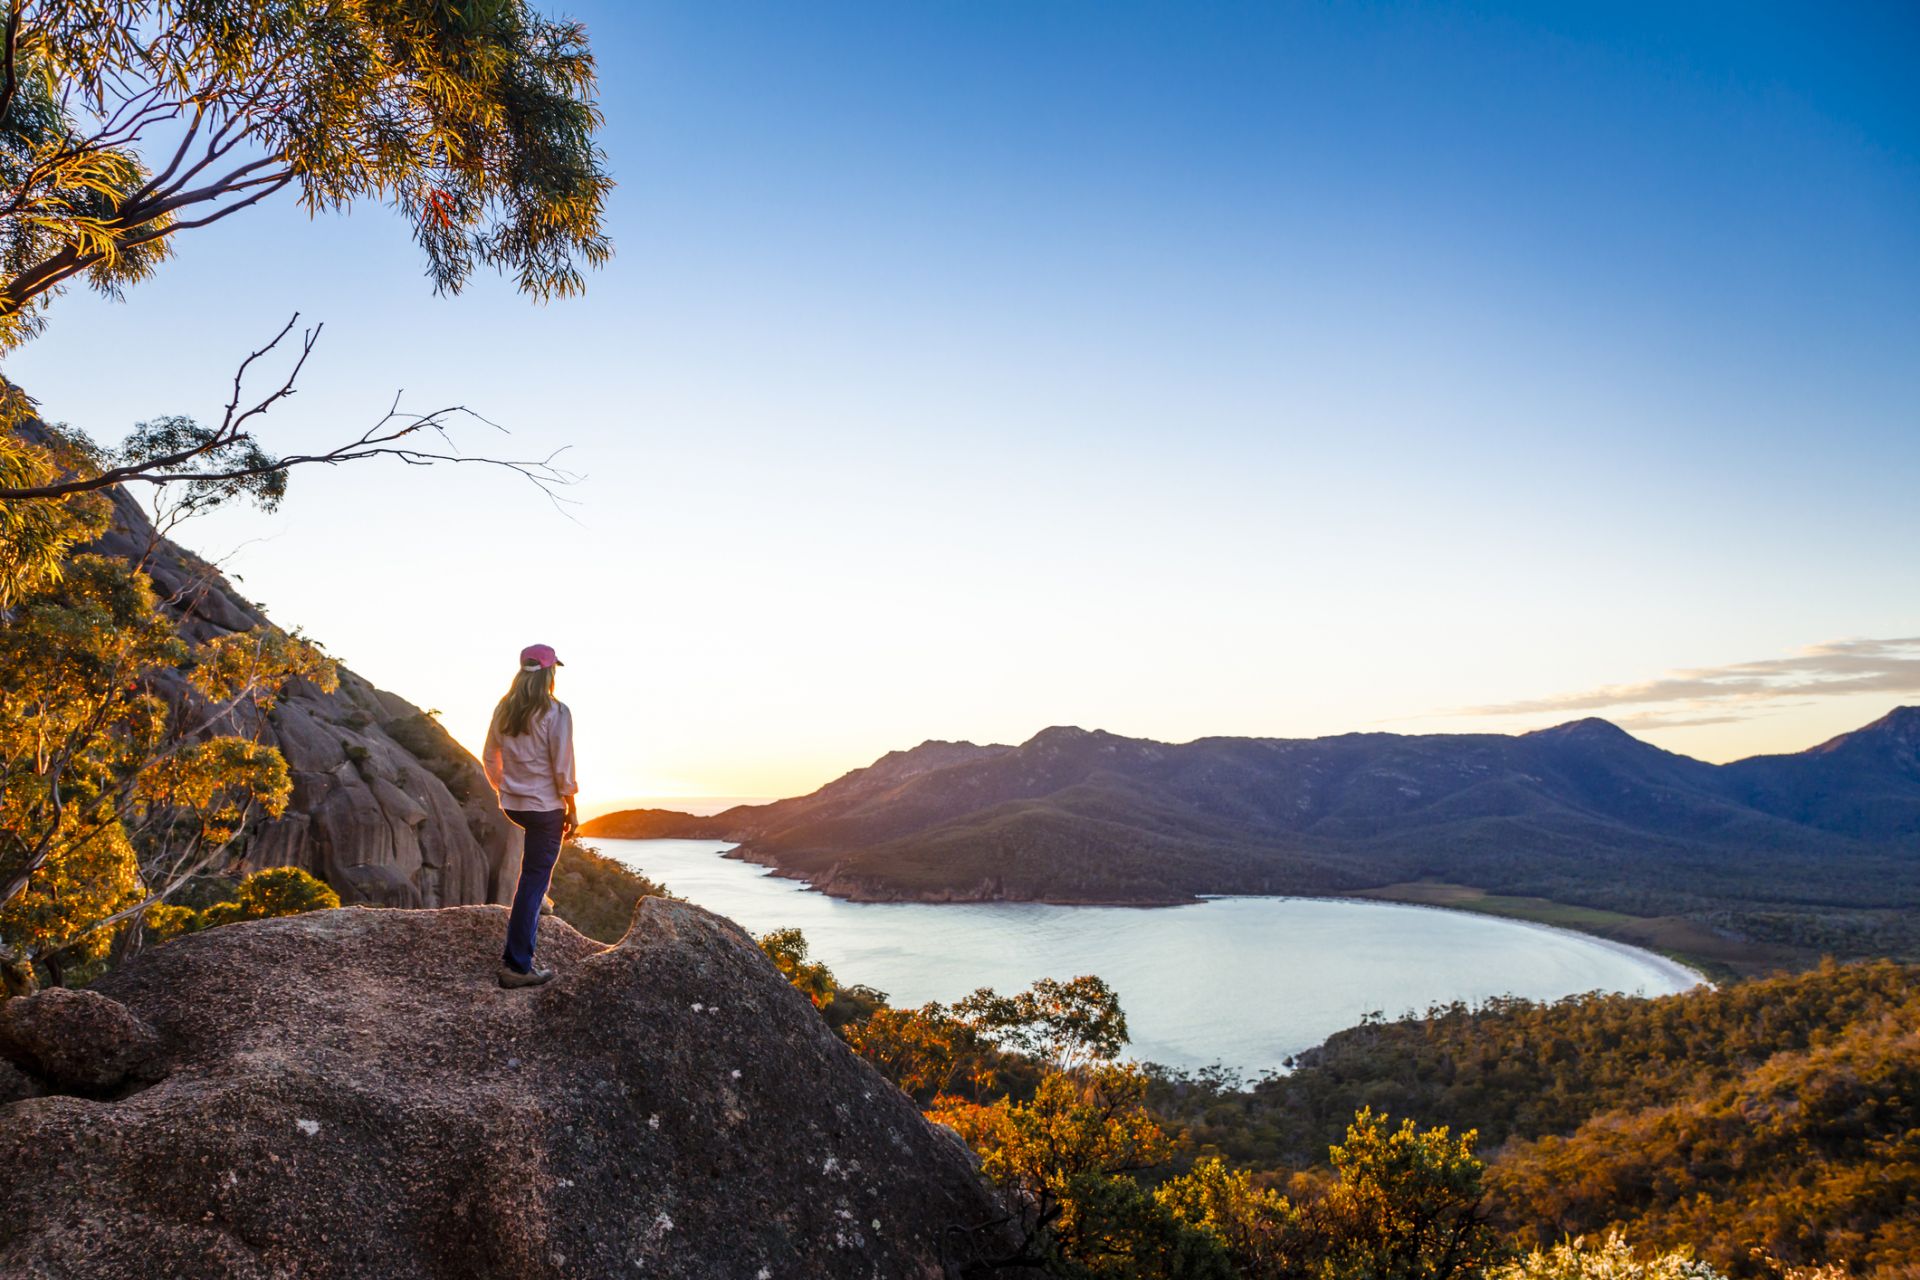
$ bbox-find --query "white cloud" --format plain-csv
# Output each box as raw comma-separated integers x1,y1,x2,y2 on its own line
1456,637,1920,722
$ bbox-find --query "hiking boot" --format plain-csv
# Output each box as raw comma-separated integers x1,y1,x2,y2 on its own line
540,895,555,916
497,964,554,990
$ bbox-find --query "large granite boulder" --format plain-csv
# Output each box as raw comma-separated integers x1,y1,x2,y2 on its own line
87,486,519,908
0,899,1013,1277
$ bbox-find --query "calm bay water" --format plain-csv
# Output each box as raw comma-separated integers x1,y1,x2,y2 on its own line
593,838,1703,1074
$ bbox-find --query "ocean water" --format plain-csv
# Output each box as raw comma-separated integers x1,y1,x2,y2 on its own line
592,838,1703,1074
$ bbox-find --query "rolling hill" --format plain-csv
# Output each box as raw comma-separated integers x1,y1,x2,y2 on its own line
582,709,1920,961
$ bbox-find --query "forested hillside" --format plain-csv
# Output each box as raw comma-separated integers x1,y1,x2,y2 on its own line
585,715,1920,963
1146,961,1920,1278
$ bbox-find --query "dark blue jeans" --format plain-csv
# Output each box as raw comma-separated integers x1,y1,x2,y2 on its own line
502,808,565,972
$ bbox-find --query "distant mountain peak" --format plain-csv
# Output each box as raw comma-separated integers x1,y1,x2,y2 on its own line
895,737,988,757
1526,717,1636,744
1806,705,1920,757
1025,725,1095,745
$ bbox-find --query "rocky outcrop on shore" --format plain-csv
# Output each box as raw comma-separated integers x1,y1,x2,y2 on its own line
0,899,1013,1278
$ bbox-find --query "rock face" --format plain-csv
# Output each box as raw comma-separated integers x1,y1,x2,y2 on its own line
90,488,519,908
0,899,1013,1278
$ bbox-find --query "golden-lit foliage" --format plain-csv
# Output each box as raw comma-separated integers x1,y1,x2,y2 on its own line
140,901,198,945
820,945,1497,1280
1315,1109,1498,1280
1146,963,1916,1280
145,866,338,943
1154,1158,1304,1276
136,737,291,844
0,816,140,970
0,0,612,351
956,974,1131,1071
1490,996,1920,1280
927,1066,1498,1279
1147,1111,1498,1280
756,926,838,1008
1154,961,1920,1170
188,626,337,712
845,1001,1002,1101
932,1063,1186,1273
1488,1234,1730,1280
0,412,111,607
840,971,1132,1106
935,1062,1175,1191
0,548,335,979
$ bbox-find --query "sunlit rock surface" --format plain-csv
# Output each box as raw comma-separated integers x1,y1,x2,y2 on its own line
0,899,1012,1277
91,487,518,908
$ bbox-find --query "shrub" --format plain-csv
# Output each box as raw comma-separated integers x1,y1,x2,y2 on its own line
547,842,671,943
757,927,837,1007
145,867,339,941
1489,1234,1730,1280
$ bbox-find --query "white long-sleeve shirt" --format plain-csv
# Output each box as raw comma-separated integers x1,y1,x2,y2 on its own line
482,700,579,812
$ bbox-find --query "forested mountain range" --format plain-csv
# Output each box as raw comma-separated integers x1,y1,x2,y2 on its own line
583,710,1920,960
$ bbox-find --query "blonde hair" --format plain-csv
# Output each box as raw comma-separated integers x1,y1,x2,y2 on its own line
494,665,555,737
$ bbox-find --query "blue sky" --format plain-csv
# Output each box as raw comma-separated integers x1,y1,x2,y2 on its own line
9,1,1918,808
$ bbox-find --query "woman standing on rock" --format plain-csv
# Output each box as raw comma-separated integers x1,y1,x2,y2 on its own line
482,643,579,989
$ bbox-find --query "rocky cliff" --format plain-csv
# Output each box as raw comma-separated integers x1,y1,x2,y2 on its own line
91,488,519,908
0,898,1014,1277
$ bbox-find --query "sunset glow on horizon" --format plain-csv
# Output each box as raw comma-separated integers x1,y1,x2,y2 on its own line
8,2,1914,815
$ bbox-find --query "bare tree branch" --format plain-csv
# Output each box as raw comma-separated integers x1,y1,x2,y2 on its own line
0,315,581,503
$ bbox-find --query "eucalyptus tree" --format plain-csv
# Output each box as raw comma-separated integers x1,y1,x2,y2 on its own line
0,0,609,564
0,0,612,351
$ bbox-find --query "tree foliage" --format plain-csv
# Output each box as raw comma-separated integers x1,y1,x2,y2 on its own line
1146,963,1918,1280
0,549,335,985
0,411,109,605
1489,1006,1920,1280
1151,962,1920,1171
1147,1111,1498,1280
145,864,338,942
1487,1234,1729,1280
1314,1109,1499,1280
956,974,1131,1071
932,1062,1185,1273
756,926,838,1008
0,0,612,351
844,999,1005,1101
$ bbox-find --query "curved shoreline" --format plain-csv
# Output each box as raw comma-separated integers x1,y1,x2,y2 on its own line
727,845,1714,986
617,837,1714,993
594,836,1709,1071
1309,893,1712,992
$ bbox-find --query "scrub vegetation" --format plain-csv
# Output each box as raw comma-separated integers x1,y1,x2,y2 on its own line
758,928,1919,1280
544,840,671,943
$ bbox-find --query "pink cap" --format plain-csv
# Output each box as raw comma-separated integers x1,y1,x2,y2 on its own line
519,643,563,670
